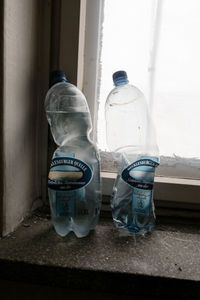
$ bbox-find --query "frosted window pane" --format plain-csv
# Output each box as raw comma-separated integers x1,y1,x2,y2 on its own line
98,0,200,159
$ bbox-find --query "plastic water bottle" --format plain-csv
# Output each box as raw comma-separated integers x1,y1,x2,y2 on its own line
105,71,159,235
45,70,101,237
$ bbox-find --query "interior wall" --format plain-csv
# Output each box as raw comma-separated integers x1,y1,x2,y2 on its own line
0,0,5,235
58,0,80,85
1,0,51,236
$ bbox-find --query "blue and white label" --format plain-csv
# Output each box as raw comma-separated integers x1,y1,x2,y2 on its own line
131,187,152,216
55,190,76,217
48,156,93,191
121,158,159,216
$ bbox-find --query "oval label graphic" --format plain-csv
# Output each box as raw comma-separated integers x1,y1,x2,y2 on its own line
48,157,93,191
121,158,159,190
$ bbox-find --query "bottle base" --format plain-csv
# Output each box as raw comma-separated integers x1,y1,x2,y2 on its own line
113,220,154,236
74,230,90,238
53,225,91,238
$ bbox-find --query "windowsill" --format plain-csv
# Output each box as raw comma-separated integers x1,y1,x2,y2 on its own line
0,209,200,298
102,172,200,207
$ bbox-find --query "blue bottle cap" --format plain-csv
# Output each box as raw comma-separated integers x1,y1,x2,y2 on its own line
113,70,129,86
50,70,67,87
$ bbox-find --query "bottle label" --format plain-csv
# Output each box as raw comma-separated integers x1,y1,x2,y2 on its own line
55,190,76,217
48,156,93,191
121,158,159,216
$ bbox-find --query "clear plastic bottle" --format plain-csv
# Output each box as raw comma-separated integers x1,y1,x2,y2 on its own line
45,70,101,238
105,71,159,235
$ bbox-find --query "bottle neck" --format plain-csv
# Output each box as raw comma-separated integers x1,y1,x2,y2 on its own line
114,81,129,87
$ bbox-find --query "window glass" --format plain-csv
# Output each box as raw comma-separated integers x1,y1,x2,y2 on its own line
97,0,200,162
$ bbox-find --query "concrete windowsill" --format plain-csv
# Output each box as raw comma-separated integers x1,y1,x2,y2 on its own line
0,209,200,299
